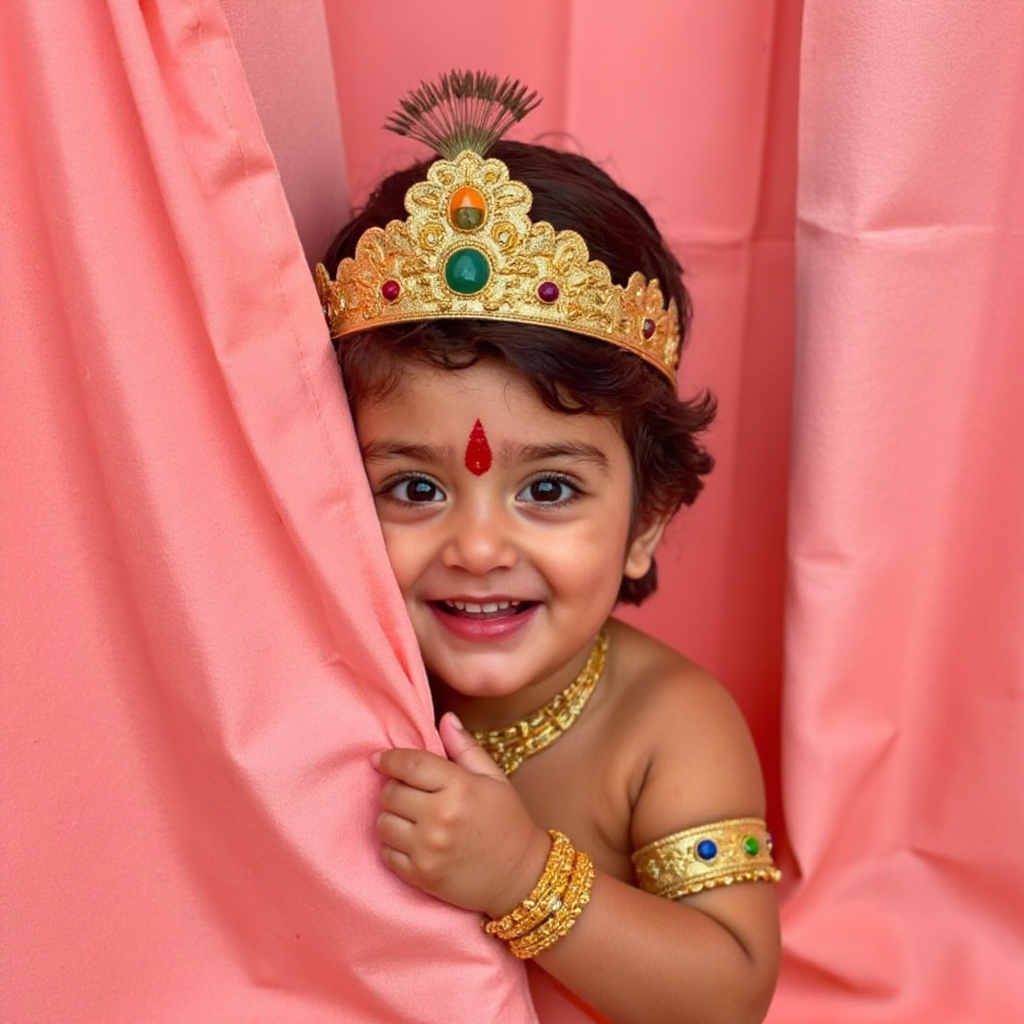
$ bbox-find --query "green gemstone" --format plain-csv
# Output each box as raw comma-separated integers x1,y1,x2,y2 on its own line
444,248,490,295
453,207,484,230
743,836,760,856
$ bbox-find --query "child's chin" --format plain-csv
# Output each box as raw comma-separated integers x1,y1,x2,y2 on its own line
426,651,540,702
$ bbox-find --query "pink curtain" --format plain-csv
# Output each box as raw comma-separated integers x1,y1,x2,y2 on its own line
776,3,1024,1021
0,1,532,1021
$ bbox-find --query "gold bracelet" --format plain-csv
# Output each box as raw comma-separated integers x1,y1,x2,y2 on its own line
507,848,595,960
631,817,781,900
484,830,575,941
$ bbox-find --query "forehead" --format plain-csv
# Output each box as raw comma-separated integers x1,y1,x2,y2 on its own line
354,359,625,451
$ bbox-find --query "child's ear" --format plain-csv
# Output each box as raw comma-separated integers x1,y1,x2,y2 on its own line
623,516,669,580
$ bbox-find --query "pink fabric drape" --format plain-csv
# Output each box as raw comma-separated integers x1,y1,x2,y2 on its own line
219,0,349,261
0,2,533,1021
775,3,1024,1021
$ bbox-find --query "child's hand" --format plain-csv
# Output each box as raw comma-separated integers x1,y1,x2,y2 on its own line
373,712,551,919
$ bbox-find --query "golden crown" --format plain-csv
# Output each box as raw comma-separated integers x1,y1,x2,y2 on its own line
315,72,680,384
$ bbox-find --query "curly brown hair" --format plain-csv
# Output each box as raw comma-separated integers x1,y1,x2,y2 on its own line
323,141,715,604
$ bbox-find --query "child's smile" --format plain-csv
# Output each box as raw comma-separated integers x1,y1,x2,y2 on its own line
432,597,536,641
355,358,662,727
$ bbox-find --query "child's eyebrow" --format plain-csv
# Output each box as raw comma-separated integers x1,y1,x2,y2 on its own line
502,441,610,471
360,438,610,471
360,440,455,464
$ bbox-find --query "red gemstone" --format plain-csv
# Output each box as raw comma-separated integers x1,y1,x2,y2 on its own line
464,419,492,476
537,281,560,303
381,279,401,302
642,318,656,339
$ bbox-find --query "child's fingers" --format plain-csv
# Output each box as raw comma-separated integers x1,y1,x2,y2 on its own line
380,777,434,821
438,712,508,781
380,842,415,883
375,747,454,791
376,809,416,853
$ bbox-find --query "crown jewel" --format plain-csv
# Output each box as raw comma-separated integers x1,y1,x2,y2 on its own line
316,72,680,383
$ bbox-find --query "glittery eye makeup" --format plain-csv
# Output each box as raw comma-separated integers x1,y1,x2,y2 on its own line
464,419,492,475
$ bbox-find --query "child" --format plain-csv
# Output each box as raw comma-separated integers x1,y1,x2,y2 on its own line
317,72,781,1024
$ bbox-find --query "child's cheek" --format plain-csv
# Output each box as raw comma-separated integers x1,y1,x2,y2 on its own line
377,525,420,592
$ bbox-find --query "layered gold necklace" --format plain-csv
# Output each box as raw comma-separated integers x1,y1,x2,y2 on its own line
474,627,610,776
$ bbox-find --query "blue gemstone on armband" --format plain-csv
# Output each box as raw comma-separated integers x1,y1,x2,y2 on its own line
696,839,718,861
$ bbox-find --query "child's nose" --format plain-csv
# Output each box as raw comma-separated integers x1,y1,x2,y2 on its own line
440,508,517,575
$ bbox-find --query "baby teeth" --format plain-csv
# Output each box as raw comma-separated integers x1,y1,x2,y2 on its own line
445,599,520,613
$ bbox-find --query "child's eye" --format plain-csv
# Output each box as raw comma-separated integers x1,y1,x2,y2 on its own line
516,476,579,505
385,476,446,504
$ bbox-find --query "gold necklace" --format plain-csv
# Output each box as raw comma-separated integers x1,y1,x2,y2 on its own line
474,627,610,776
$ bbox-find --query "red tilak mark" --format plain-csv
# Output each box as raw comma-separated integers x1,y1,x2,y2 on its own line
464,419,492,475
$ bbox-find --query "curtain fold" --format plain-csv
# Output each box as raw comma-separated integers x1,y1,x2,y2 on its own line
0,2,534,1021
774,3,1024,1021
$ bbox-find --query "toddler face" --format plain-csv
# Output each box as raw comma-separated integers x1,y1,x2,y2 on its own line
354,358,660,705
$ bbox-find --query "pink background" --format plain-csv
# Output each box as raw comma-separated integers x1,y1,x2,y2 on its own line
3,0,1022,1021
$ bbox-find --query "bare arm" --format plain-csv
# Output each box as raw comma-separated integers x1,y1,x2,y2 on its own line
517,670,779,1024
531,859,778,1024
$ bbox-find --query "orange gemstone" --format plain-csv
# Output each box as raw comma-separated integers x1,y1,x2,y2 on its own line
449,187,486,230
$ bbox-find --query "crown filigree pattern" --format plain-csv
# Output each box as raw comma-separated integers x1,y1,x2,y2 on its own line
315,149,680,383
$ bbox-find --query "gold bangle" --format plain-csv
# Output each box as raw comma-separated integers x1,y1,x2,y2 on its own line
508,848,595,960
484,830,575,941
631,817,781,900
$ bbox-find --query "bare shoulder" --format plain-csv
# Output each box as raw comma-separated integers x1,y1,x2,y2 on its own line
604,618,767,851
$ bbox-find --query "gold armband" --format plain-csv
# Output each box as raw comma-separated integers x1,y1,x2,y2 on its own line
485,830,595,959
632,817,781,900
